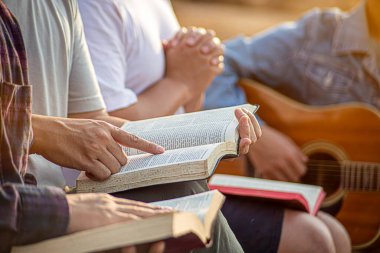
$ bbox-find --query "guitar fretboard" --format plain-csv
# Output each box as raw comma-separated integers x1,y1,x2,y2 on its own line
340,161,380,191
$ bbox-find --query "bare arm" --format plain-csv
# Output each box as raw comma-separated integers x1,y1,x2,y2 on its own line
109,78,190,121
184,94,205,113
110,27,224,121
68,109,127,128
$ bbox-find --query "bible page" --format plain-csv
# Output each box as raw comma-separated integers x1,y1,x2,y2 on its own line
121,105,259,155
123,121,237,155
119,144,219,174
151,190,217,222
122,104,258,155
123,104,258,133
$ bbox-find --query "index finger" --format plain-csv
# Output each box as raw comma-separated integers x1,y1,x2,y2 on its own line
111,128,165,155
235,109,250,139
242,108,262,138
168,27,188,48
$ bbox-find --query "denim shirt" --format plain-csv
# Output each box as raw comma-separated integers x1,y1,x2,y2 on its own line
204,3,380,111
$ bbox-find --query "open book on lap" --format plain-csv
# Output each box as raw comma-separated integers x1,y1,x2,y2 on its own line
12,190,225,253
209,174,325,215
76,104,259,194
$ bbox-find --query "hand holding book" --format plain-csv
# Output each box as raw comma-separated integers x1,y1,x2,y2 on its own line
62,104,260,186
65,193,172,253
235,107,262,154
76,105,260,193
66,193,173,234
13,191,225,253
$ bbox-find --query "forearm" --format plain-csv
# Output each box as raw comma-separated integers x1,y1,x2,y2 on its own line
109,77,191,121
184,93,204,113
68,109,127,128
30,114,65,154
0,183,68,251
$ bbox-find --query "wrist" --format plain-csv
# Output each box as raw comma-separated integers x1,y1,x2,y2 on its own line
184,93,204,112
30,115,63,155
66,195,78,234
162,76,193,102
30,114,45,154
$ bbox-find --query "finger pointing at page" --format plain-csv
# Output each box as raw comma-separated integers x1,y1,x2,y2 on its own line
111,127,165,155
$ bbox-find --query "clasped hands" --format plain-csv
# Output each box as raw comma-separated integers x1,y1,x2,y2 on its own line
162,27,224,110
163,27,261,154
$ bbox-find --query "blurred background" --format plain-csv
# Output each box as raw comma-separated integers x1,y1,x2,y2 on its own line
172,0,360,40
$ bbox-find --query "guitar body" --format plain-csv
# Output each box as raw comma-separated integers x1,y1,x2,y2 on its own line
239,79,380,250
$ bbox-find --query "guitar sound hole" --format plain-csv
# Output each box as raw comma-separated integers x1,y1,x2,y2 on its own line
301,153,341,197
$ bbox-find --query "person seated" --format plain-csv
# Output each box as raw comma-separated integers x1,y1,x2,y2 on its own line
0,3,167,253
77,0,351,252
3,0,260,252
204,0,380,183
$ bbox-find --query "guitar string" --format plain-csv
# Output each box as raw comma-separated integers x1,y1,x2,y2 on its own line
297,165,380,189
306,167,380,173
281,177,379,189
303,160,380,172
270,164,380,189
306,159,380,166
305,165,380,173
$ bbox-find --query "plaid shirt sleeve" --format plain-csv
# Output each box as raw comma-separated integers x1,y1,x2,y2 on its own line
0,184,69,252
0,3,70,252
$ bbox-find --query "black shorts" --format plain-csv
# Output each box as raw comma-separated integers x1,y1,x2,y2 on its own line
221,195,285,253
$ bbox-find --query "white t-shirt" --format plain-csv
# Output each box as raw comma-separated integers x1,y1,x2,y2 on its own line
5,0,106,187
5,0,105,117
78,0,181,112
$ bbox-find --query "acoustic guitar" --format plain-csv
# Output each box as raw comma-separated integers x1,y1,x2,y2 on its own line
219,79,380,251
232,80,380,250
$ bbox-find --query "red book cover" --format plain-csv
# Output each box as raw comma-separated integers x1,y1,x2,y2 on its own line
209,175,325,215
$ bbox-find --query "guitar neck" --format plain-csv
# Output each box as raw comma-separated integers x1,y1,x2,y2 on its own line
340,161,380,191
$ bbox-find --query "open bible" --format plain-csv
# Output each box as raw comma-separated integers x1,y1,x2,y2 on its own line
12,190,224,253
76,104,259,193
209,174,325,215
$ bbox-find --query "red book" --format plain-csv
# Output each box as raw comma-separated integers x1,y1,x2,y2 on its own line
209,174,325,215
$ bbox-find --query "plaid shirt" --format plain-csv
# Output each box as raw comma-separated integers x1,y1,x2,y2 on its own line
0,2,68,252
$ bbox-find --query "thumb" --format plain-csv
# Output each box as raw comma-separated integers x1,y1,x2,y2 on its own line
111,128,165,155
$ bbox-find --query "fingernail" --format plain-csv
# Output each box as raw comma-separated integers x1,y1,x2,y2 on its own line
201,45,210,53
244,138,252,145
187,37,195,45
171,39,178,47
156,146,165,153
211,57,219,66
242,108,250,114
157,205,173,210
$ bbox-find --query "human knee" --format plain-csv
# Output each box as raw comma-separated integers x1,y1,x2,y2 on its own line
301,215,336,253
281,211,336,253
317,212,351,253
